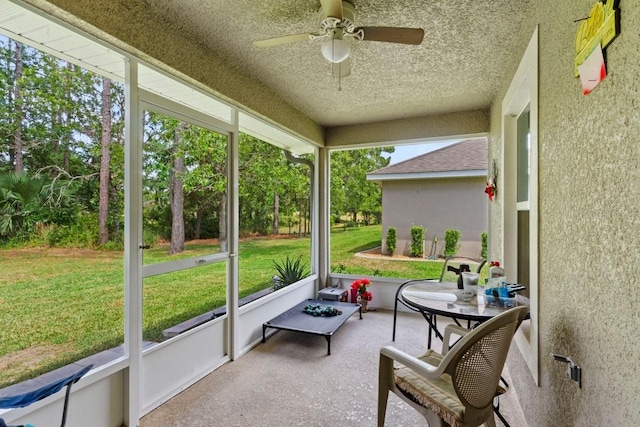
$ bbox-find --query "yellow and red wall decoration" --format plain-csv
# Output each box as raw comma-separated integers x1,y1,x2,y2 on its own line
574,1,619,94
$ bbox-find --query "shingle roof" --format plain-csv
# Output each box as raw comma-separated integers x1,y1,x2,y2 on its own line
371,138,487,176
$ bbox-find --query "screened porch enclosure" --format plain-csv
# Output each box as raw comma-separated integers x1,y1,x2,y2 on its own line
0,3,322,425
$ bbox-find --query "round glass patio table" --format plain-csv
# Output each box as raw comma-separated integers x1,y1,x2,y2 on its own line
401,281,518,322
400,281,527,347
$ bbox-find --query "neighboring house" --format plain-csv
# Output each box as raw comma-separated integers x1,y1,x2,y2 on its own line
367,138,488,259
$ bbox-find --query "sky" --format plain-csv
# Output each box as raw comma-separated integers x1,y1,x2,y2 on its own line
384,140,459,165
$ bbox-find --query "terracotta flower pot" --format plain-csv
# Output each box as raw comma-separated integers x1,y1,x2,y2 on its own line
359,297,368,312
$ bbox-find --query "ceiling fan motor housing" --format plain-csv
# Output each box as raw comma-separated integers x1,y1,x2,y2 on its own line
319,1,356,33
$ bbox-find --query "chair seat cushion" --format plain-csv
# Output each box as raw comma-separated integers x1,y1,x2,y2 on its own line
394,350,505,427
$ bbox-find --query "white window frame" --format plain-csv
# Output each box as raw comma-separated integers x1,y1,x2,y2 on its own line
502,26,539,385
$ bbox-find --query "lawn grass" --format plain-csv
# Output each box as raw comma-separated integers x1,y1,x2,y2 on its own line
330,225,444,278
0,225,483,388
0,248,126,387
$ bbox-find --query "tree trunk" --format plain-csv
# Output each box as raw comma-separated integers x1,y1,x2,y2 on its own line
302,200,307,236
218,195,227,252
306,199,310,235
12,41,23,173
298,199,302,236
169,124,186,255
273,191,279,235
194,207,202,240
62,62,73,172
308,198,311,235
98,77,112,245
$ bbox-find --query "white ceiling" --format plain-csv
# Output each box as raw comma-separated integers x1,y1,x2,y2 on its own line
141,0,531,127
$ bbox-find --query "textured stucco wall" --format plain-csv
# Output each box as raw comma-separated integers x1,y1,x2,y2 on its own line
490,2,640,425
325,109,490,147
381,178,487,259
24,0,324,146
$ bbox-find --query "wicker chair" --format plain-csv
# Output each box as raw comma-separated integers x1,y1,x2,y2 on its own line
378,306,528,427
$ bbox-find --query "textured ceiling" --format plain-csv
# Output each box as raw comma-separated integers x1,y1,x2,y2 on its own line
141,0,530,127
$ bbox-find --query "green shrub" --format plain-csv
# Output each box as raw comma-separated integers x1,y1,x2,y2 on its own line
481,231,488,259
410,225,424,257
331,263,348,273
386,227,397,255
28,223,56,247
42,212,99,248
272,255,309,290
444,229,462,256
142,229,160,248
100,240,124,251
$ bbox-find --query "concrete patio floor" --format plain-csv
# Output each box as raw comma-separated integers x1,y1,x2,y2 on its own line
141,308,528,426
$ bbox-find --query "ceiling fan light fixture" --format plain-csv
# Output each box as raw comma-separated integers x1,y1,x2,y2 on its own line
321,38,351,63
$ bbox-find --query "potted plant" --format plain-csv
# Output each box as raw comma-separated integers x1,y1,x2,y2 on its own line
350,278,373,312
272,255,309,290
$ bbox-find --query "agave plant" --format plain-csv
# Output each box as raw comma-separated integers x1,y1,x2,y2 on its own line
272,255,309,290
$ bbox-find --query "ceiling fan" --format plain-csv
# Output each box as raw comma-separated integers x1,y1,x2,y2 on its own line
253,0,424,78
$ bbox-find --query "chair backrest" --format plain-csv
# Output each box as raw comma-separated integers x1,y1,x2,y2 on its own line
437,256,452,282
443,306,528,413
476,259,487,273
0,364,93,427
0,365,93,410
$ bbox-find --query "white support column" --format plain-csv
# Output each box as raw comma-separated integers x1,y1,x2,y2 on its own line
317,147,330,288
123,58,143,426
228,111,240,360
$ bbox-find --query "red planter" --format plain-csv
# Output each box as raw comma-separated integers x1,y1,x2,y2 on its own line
350,289,358,303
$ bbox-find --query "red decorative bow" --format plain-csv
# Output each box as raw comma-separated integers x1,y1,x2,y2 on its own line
485,182,495,202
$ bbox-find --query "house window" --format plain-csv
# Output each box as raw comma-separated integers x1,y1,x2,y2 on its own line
517,108,530,204
517,107,531,299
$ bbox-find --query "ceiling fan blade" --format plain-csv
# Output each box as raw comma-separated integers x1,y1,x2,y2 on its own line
320,0,343,20
358,27,425,45
332,58,351,78
254,33,312,48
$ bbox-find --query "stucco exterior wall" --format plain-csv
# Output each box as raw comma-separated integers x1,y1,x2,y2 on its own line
490,2,640,426
381,177,487,259
325,110,489,147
